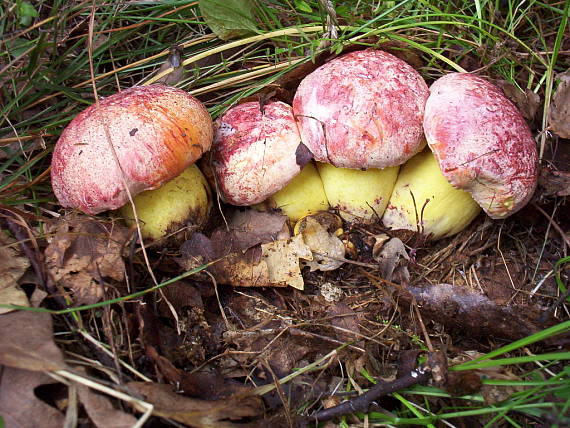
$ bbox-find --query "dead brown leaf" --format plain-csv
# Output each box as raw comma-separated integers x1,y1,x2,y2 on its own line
539,168,570,197
394,282,540,340
76,370,138,428
179,370,254,400
496,79,541,121
179,211,312,288
0,230,30,313
128,381,264,428
212,245,269,287
550,70,570,138
155,45,186,86
44,216,130,305
0,366,65,428
0,310,66,371
328,302,361,343
375,237,409,282
295,214,345,272
228,209,289,250
145,344,182,384
261,234,312,289
480,371,525,404
157,280,204,316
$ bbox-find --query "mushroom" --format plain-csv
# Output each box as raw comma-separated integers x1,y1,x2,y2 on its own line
293,49,429,169
422,73,538,219
51,84,213,239
211,100,309,206
292,49,430,222
212,100,330,221
382,73,538,239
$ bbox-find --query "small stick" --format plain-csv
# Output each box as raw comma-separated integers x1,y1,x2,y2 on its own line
311,366,430,422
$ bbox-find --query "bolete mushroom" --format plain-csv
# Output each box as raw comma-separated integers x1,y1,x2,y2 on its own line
293,49,429,169
256,161,330,222
51,84,213,239
120,164,212,241
211,100,308,206
315,162,399,223
212,100,330,221
292,49,430,222
382,73,538,239
423,73,538,219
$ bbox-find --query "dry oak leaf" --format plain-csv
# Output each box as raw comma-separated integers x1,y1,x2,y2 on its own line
180,210,312,288
550,70,570,138
127,381,264,428
260,233,312,289
44,216,130,305
374,237,409,282
0,366,65,428
495,79,540,122
227,209,289,250
0,310,66,372
0,230,30,314
295,214,345,272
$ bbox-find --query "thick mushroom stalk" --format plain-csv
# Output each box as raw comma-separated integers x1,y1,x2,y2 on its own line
255,162,330,222
382,149,481,240
316,162,399,223
120,164,211,241
423,73,538,218
51,84,213,215
293,49,429,169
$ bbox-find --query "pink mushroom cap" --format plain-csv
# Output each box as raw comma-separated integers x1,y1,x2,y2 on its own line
292,49,430,169
51,85,213,215
212,101,306,205
423,73,539,219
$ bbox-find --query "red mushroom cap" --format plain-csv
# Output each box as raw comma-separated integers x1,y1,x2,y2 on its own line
51,85,213,215
212,101,306,205
423,73,538,218
292,49,429,169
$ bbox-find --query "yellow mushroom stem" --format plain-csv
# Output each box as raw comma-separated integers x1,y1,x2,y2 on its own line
254,161,329,222
316,162,399,223
120,164,211,241
381,149,481,240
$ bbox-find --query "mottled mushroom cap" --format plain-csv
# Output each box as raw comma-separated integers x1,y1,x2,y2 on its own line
292,49,429,169
212,101,306,205
51,84,213,215
423,73,538,218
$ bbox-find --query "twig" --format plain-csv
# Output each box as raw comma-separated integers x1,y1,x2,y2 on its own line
311,366,430,422
412,300,433,352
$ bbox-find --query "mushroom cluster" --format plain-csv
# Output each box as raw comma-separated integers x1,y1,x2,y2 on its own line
210,49,538,240
51,48,538,244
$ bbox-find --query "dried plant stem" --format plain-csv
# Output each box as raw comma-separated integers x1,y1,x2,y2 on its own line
53,369,153,428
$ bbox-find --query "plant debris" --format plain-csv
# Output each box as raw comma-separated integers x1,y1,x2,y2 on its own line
0,310,66,372
0,229,30,313
0,367,65,428
127,381,264,427
44,216,130,305
550,70,570,138
1,2,569,427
